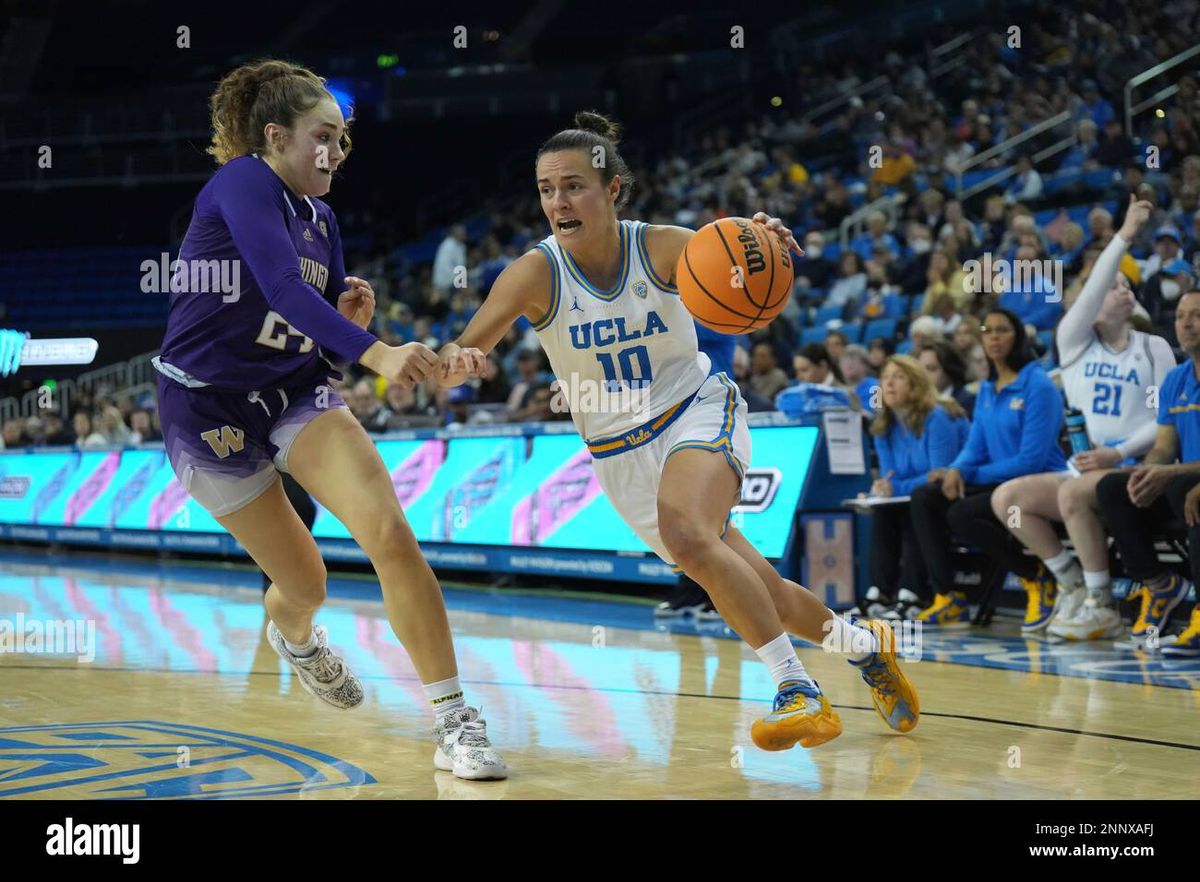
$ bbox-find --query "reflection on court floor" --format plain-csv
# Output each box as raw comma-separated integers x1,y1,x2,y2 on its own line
1,553,1197,799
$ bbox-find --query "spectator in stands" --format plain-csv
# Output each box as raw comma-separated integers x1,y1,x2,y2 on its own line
979,195,1007,253
1144,257,1195,328
1004,154,1043,205
475,352,512,405
1141,225,1183,281
732,346,774,412
907,307,1066,627
72,411,106,448
749,342,790,401
1096,289,1200,655
908,315,944,351
861,354,969,616
129,408,162,444
433,224,468,297
866,336,895,371
997,245,1063,331
795,231,838,295
851,211,900,263
927,292,963,336
1095,120,1136,168
871,139,916,188
942,132,975,176
813,181,852,229
918,341,975,416
826,251,868,309
793,343,848,392
993,200,1176,639
346,379,387,432
895,223,933,293
1,421,25,450
94,405,131,446
840,344,879,413
1059,119,1099,171
919,250,968,313
37,412,73,447
506,348,547,416
1087,206,1115,247
1076,79,1116,128
824,330,849,364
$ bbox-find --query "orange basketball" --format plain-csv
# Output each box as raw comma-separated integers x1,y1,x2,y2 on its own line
676,216,794,334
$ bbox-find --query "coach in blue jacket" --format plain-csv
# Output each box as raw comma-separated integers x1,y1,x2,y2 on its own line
908,308,1067,626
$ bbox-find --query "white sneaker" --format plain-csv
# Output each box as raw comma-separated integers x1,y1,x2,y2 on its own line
864,586,893,619
1048,585,1086,629
267,621,364,709
434,706,508,780
1048,598,1123,641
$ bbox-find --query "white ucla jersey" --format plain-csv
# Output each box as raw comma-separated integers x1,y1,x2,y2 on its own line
1060,330,1161,448
531,219,710,442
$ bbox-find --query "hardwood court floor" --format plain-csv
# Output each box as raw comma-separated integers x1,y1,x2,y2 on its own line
0,554,1197,799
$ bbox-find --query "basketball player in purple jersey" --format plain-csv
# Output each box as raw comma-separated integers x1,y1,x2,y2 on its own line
155,60,503,779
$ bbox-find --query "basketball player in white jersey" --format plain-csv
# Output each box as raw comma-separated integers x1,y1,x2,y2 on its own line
991,197,1175,639
437,112,918,751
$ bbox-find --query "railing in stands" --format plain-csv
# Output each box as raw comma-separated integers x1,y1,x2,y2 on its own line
0,350,159,423
953,109,1072,200
1124,42,1200,137
799,75,891,138
838,193,907,251
930,31,976,81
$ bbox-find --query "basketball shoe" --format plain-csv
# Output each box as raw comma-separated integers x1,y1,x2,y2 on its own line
848,620,920,734
750,679,842,750
434,706,508,780
267,622,363,710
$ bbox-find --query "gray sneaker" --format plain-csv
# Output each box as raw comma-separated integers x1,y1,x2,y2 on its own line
267,621,364,710
434,706,508,780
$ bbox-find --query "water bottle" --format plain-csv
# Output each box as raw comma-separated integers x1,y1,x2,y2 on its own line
1065,407,1091,455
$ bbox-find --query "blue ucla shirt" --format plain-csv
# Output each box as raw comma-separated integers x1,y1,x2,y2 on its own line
951,360,1067,483
1158,359,1200,463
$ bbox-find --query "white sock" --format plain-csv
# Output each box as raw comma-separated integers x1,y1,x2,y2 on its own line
825,615,879,663
1083,570,1112,604
1044,549,1084,589
424,675,466,721
754,633,816,688
283,630,318,658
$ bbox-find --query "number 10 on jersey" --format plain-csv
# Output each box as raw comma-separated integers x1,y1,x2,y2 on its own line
596,345,653,391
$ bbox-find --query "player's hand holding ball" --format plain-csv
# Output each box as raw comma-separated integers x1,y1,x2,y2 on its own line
337,276,376,329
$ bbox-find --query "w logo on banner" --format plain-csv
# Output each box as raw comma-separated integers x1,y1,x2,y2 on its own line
200,426,245,459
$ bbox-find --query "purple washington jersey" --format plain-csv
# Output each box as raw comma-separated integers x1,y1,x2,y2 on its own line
158,155,377,390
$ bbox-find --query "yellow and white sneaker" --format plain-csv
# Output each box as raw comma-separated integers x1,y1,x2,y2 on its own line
1020,572,1057,633
1162,608,1200,658
1049,596,1123,640
849,620,920,734
750,679,842,751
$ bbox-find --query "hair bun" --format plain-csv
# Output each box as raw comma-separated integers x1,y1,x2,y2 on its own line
573,111,620,143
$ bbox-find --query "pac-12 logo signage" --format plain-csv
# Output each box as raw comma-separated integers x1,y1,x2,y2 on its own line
735,468,781,513
0,721,374,799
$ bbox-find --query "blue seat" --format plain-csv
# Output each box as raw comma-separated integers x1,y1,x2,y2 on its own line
841,322,864,343
814,304,844,326
864,318,898,342
800,326,827,346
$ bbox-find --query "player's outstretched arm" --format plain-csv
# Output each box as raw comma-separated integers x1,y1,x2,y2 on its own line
437,249,553,387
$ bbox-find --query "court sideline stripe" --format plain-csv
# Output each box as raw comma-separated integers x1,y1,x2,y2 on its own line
6,663,1199,753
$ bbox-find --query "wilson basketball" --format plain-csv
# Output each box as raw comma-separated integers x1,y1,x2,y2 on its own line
676,216,794,334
